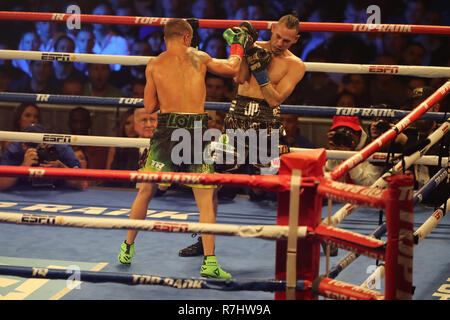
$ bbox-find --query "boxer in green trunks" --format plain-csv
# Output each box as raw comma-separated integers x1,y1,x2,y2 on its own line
118,18,249,279
142,112,215,188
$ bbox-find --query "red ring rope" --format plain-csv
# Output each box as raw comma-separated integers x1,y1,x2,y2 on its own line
1,11,450,34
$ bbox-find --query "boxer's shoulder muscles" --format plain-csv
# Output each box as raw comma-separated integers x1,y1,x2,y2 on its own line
186,47,208,69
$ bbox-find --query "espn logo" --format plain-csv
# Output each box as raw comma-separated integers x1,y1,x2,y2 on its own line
21,214,56,225
368,65,399,74
43,134,72,143
41,53,71,62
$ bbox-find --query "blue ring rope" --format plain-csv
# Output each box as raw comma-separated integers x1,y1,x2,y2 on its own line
0,92,446,120
0,265,308,292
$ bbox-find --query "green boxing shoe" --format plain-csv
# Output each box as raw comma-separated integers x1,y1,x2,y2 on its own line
118,241,135,264
200,255,232,279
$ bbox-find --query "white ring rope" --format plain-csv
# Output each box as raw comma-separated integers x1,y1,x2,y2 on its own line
0,130,446,166
361,197,450,289
1,49,449,78
0,211,308,241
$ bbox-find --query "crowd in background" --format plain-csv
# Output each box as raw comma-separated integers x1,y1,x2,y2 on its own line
0,0,448,202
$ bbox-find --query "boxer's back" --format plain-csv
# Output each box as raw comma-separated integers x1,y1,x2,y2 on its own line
150,48,208,114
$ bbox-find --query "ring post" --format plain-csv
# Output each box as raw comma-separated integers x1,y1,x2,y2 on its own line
275,149,326,300
384,173,414,300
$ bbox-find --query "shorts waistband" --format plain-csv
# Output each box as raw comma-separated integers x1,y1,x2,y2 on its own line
229,95,280,119
158,113,208,129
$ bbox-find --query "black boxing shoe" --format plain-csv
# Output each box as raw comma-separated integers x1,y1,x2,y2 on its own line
179,235,203,257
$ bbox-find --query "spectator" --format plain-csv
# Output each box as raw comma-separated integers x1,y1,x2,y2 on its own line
105,108,158,188
130,79,145,98
298,48,338,106
205,72,230,102
61,77,85,96
324,116,383,186
161,0,191,18
132,0,162,17
142,27,164,55
404,0,427,25
74,27,95,75
91,3,129,71
71,145,95,188
0,123,86,191
401,41,426,66
0,66,13,92
368,54,408,107
280,113,315,149
35,19,57,52
13,60,58,94
191,0,222,45
114,4,140,44
202,33,228,59
339,74,370,106
12,31,40,77
415,10,450,66
1,102,41,154
110,40,150,96
382,33,408,63
68,107,109,170
335,90,356,108
105,108,138,170
72,146,89,169
84,63,123,97
223,0,246,20
13,102,41,132
50,35,86,91
405,77,428,101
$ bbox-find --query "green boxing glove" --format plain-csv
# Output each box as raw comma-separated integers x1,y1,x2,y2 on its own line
246,46,272,87
223,27,249,60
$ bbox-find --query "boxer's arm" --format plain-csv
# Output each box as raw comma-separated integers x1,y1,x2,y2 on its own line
260,59,305,108
143,59,159,113
205,53,242,77
235,57,250,84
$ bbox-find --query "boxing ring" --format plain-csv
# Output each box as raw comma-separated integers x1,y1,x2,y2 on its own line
0,11,449,301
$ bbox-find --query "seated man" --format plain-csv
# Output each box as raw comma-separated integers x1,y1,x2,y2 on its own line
0,123,86,191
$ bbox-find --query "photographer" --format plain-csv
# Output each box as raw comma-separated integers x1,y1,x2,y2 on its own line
325,116,383,186
0,124,86,191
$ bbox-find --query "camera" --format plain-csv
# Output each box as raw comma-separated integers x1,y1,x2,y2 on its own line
330,127,355,148
36,145,59,164
375,120,391,134
25,143,59,165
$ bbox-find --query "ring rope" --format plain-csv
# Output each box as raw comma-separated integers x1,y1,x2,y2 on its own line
0,208,388,261
1,11,449,35
0,92,447,121
0,265,310,292
324,118,450,227
327,169,448,280
1,130,445,166
0,211,308,241
360,197,449,289
330,81,450,181
1,49,449,78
